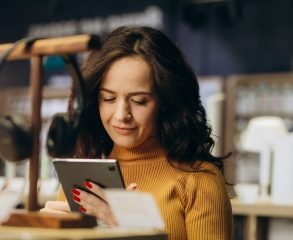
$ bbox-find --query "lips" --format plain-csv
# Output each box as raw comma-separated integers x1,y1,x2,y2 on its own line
112,126,137,135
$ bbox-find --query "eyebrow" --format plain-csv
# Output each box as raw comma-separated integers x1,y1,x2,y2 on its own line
99,88,153,96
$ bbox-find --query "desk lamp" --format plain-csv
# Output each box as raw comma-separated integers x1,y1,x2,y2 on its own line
239,116,288,198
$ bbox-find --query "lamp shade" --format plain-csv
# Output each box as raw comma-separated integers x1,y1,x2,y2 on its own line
240,116,288,152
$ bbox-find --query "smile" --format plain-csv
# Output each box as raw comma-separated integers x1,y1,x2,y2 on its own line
112,126,137,135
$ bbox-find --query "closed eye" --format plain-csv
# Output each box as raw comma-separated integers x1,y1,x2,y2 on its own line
102,97,116,102
131,98,147,105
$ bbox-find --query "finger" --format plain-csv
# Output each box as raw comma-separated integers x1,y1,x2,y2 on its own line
72,188,114,224
82,191,108,210
40,207,68,214
127,183,137,190
81,203,118,227
72,190,117,226
44,201,70,212
84,181,106,200
72,189,107,210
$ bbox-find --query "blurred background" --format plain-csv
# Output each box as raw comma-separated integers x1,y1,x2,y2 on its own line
0,0,292,239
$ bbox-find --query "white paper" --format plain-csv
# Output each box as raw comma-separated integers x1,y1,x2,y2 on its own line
105,190,165,230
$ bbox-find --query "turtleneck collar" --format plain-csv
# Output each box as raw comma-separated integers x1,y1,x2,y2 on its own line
108,136,167,163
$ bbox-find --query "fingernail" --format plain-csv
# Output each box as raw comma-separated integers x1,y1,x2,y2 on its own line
79,206,86,212
85,181,92,189
73,196,80,202
71,189,80,195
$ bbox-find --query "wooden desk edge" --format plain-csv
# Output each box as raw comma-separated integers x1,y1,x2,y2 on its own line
0,226,167,240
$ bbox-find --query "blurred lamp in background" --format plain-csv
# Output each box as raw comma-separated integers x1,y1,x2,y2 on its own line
240,116,288,198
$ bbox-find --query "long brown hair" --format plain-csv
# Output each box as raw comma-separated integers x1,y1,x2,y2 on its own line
69,26,227,169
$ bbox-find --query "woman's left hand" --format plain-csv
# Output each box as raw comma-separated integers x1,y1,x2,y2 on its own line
71,181,118,226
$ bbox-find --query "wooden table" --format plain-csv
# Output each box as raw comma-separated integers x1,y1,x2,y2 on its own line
0,226,167,240
231,198,293,240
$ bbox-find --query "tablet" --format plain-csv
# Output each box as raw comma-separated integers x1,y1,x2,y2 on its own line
52,158,125,212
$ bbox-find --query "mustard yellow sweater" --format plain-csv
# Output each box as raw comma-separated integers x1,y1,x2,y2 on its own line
109,137,232,240
58,137,232,239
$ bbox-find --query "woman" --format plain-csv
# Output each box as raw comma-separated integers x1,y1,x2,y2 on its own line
42,26,232,239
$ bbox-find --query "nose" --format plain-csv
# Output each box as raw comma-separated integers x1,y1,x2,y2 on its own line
113,100,131,121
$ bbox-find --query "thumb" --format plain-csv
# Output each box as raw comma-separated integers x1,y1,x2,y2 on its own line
127,183,137,190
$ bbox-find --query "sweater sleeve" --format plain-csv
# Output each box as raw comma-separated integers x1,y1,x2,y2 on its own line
184,169,232,240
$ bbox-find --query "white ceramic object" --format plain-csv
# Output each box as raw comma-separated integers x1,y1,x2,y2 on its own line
235,183,259,203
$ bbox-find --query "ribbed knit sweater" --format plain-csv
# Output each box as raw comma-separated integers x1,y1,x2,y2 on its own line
58,137,232,239
108,137,232,240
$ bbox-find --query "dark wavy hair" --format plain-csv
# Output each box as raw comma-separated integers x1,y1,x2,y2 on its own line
69,26,227,169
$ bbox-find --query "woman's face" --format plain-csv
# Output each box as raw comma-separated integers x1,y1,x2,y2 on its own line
98,56,160,149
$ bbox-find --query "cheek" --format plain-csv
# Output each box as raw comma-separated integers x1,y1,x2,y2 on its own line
134,107,159,128
99,104,111,124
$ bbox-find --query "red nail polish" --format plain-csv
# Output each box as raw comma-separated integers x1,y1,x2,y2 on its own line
71,189,80,195
80,206,86,212
85,181,92,189
73,196,80,202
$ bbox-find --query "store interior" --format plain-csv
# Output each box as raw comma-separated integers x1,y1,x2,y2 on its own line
0,0,292,239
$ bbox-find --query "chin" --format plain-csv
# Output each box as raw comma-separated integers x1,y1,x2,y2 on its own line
112,137,140,149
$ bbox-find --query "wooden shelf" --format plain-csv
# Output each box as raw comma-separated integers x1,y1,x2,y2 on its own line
235,113,293,119
223,73,293,240
223,72,293,155
227,72,293,85
232,198,293,218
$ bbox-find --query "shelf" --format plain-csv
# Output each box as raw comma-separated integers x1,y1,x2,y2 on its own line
232,198,293,218
224,73,293,240
235,113,293,119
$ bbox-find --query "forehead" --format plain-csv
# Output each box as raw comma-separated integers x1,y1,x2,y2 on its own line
101,56,154,91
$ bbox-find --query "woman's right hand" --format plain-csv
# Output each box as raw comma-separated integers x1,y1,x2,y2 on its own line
40,183,137,216
40,200,70,214
71,182,138,226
